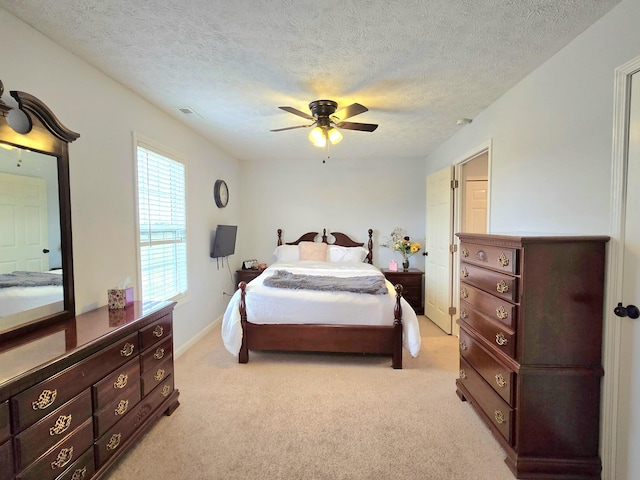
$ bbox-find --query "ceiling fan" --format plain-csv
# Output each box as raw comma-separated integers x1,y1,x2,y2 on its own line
271,99,378,147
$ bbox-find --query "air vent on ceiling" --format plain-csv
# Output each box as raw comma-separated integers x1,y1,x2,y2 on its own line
178,106,202,118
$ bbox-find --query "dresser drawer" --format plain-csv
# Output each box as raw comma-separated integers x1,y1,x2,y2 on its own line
460,242,518,274
94,381,142,438
460,263,518,303
139,314,172,351
141,357,174,397
460,283,516,329
0,439,13,480
16,417,93,480
95,375,174,467
0,401,9,443
459,357,513,444
54,446,94,480
459,328,515,405
92,357,140,412
12,331,139,432
140,336,173,375
459,302,516,358
14,389,92,471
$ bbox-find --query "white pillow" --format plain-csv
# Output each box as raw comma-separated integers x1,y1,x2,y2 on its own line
327,245,368,263
273,245,300,262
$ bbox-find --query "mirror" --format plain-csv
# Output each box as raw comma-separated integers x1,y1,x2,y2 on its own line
0,80,79,341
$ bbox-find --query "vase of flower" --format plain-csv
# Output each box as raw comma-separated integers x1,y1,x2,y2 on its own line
383,228,422,272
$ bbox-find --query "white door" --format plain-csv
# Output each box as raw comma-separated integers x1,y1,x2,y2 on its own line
614,69,640,480
463,179,488,233
0,173,49,273
425,166,453,333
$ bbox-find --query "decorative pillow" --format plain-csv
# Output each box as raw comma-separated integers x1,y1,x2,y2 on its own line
327,245,368,263
273,245,300,262
299,241,328,261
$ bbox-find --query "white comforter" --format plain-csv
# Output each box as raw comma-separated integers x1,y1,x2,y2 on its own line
221,261,421,357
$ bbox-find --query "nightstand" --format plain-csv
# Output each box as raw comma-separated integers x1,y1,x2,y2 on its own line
382,268,424,315
236,269,263,288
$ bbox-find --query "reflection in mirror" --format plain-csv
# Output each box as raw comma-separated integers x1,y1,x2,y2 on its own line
0,146,64,329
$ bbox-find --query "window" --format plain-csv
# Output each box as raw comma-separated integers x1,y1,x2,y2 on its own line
135,137,188,302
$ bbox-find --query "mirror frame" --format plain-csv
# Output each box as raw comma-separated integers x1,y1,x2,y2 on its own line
0,80,79,341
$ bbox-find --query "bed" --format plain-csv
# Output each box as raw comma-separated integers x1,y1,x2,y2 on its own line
221,229,421,368
0,270,64,329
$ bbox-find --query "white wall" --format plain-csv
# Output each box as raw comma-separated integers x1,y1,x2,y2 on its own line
239,154,426,270
0,8,242,351
426,0,640,237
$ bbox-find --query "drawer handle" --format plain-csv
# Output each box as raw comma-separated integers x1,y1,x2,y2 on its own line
459,341,468,351
459,369,467,379
497,253,510,267
32,388,57,410
155,368,166,381
496,280,509,294
106,433,122,451
496,332,509,346
494,410,506,424
460,288,469,299
461,267,469,278
49,414,72,436
154,347,165,360
496,305,508,320
476,250,486,261
51,446,73,469
460,309,468,320
114,373,129,389
71,467,87,480
461,246,469,258
153,325,164,337
121,343,135,357
161,384,171,397
495,373,507,388
115,399,129,416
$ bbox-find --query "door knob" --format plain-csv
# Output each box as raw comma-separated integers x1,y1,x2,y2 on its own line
614,302,640,319
43,248,50,253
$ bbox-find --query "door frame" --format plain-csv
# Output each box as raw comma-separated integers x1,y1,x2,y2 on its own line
602,54,640,480
451,139,492,337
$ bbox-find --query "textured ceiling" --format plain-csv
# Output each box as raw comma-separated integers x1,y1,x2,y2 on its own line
0,0,621,164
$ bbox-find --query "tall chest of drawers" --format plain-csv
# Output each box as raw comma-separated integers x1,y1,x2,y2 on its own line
0,301,180,480
455,233,608,480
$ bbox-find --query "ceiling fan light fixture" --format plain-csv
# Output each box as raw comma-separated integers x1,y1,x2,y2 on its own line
308,126,327,147
327,127,342,145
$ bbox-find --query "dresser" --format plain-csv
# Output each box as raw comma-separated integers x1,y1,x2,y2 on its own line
455,233,608,479
0,301,179,480
382,268,424,315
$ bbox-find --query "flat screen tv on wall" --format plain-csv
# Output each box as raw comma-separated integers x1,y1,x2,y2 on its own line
210,225,237,258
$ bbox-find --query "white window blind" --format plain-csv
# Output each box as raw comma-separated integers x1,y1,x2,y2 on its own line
136,143,188,301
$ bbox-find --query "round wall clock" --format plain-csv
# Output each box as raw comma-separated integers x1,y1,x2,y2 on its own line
214,179,229,208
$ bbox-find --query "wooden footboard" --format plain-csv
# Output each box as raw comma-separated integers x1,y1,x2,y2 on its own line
238,282,404,369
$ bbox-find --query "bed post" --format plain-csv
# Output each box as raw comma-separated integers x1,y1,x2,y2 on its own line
367,228,373,264
238,281,249,363
277,229,283,246
393,284,403,369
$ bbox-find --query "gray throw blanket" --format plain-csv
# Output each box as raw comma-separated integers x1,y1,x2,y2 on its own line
0,271,63,289
263,270,388,295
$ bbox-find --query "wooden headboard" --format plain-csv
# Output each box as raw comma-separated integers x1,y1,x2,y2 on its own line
276,228,374,264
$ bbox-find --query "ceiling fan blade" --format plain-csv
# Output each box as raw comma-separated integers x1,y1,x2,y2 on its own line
332,103,368,121
270,124,314,132
336,121,378,132
278,106,315,120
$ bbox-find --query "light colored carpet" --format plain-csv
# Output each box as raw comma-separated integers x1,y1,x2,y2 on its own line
105,317,516,480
